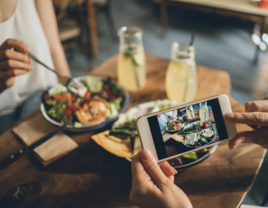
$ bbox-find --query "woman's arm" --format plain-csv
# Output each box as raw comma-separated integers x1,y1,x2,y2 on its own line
35,0,71,77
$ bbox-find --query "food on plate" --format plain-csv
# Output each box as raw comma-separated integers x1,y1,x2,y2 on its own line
184,133,198,145
168,148,210,167
166,116,188,131
170,121,182,130
201,129,214,138
156,99,183,111
181,121,216,147
171,134,185,142
76,97,109,125
181,121,204,134
170,120,216,147
42,75,125,126
133,137,142,156
91,130,133,158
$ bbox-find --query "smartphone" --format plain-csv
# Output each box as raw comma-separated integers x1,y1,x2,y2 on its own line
136,94,237,162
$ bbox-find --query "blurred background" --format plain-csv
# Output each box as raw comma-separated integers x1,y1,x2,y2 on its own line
52,0,268,206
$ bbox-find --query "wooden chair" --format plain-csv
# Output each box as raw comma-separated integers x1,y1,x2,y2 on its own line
53,0,99,58
53,0,94,70
93,0,117,40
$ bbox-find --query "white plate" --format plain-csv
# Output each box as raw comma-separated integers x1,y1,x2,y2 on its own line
123,100,218,170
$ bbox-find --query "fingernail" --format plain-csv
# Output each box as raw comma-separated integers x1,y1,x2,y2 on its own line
141,149,152,161
25,46,31,52
225,113,234,119
172,167,178,175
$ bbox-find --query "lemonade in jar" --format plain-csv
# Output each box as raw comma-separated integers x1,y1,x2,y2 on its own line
165,42,197,102
199,102,209,121
186,105,195,119
117,27,146,91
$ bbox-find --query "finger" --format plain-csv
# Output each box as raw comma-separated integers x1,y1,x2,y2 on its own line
228,133,246,149
0,69,29,79
228,129,268,149
0,39,30,53
225,112,268,126
131,151,151,185
0,60,33,72
159,161,177,178
0,50,32,63
245,100,268,113
167,175,174,183
141,149,170,188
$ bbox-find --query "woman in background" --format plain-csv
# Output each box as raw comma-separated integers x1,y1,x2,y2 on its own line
0,0,70,134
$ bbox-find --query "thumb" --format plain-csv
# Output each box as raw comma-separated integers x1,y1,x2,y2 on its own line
228,129,268,149
141,149,170,188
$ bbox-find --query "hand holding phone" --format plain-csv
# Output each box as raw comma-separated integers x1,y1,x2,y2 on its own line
130,149,193,208
226,99,268,150
136,94,237,162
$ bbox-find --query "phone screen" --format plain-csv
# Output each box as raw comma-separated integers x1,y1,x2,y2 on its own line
147,98,228,160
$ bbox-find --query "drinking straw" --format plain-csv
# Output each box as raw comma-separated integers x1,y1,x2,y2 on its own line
183,33,195,102
125,36,141,89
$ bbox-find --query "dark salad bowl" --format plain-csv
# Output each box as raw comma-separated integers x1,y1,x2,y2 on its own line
40,76,130,132
165,117,189,133
168,144,218,171
182,123,217,149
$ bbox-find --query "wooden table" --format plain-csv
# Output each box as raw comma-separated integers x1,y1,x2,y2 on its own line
0,54,265,208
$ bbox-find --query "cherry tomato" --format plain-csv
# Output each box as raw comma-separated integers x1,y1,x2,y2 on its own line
103,88,117,101
53,95,76,101
69,103,80,110
203,123,209,129
63,108,73,116
84,91,91,100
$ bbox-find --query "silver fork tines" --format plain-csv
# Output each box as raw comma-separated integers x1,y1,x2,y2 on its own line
67,79,87,97
27,53,87,97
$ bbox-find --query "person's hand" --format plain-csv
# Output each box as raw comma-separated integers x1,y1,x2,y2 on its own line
130,149,192,208
225,99,268,149
0,39,33,93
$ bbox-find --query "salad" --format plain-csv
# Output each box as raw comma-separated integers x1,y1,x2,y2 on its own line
167,148,210,167
166,116,188,131
175,121,216,147
42,75,126,127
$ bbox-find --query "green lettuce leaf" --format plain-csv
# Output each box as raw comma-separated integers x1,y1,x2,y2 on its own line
86,75,103,93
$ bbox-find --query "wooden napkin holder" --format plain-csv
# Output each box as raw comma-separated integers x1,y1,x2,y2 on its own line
12,113,78,167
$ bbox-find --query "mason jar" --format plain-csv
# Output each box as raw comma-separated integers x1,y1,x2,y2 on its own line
117,26,146,91
165,41,197,102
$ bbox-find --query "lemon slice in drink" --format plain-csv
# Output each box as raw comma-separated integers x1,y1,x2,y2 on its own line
133,49,145,67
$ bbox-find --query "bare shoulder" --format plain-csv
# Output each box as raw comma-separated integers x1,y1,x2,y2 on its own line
0,0,17,23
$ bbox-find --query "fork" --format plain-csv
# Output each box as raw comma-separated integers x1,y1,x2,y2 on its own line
27,53,87,97
164,113,175,120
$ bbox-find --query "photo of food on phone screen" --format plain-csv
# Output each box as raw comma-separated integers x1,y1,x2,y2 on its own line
147,98,228,160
